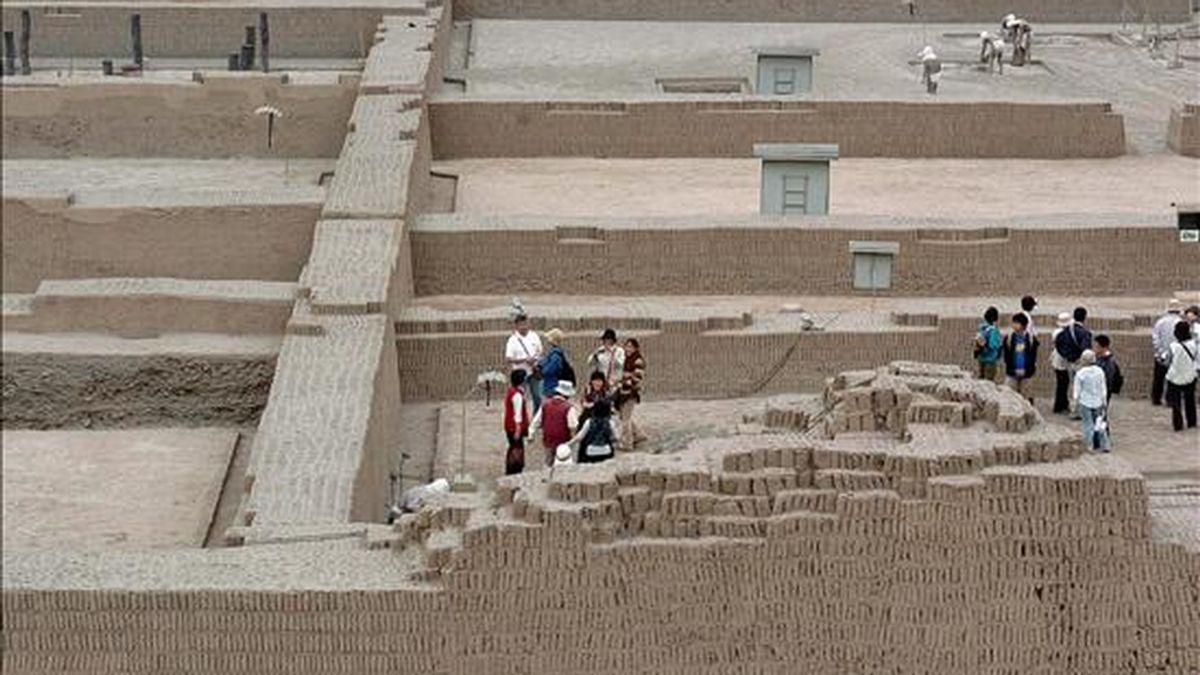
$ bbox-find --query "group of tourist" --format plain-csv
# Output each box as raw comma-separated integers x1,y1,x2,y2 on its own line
502,313,647,475
975,296,1200,451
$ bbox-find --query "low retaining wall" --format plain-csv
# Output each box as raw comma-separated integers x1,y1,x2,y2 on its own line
1168,104,1200,157
3,278,297,336
2,75,358,158
395,320,1158,402
0,2,424,59
453,0,1191,22
0,337,278,429
429,99,1126,159
1,198,319,292
410,218,1199,297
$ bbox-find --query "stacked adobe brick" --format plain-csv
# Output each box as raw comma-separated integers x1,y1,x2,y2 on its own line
385,362,1199,673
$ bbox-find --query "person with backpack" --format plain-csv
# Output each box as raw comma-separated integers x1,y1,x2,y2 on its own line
974,307,1003,382
1072,350,1110,452
537,328,575,404
1052,307,1092,415
1165,320,1198,432
1002,313,1038,403
1094,334,1124,442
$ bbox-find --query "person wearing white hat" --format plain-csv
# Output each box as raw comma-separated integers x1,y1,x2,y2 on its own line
529,380,579,467
553,443,575,467
1151,299,1184,405
1072,350,1110,451
919,46,942,95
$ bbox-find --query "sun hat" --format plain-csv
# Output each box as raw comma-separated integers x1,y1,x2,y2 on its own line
600,328,617,342
555,381,576,397
554,444,574,466
1056,312,1072,328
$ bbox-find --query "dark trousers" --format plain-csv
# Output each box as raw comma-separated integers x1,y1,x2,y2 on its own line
1166,381,1197,432
1151,361,1169,405
1053,369,1071,413
505,432,525,475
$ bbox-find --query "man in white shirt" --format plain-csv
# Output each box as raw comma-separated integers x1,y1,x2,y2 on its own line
1151,299,1183,406
505,313,544,410
1072,350,1109,452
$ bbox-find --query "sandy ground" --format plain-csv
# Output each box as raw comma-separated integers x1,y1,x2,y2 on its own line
435,156,1200,219
447,20,1199,152
2,428,238,551
2,159,333,208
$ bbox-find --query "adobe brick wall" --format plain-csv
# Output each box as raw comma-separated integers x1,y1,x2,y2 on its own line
1168,104,1200,157
2,76,358,159
234,6,447,537
0,3,424,59
395,321,1160,402
410,219,1199,297
1,198,318,293
429,99,1126,159
0,347,276,429
453,0,1192,22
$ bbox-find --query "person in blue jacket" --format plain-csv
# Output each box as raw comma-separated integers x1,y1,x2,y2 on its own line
537,328,574,404
974,306,1003,382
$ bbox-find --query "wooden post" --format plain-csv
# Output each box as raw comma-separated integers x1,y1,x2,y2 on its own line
19,10,31,75
101,59,114,75
228,52,240,70
130,14,143,67
259,13,270,73
3,31,15,76
239,43,253,70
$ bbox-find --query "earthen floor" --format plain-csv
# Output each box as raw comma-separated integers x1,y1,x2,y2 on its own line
433,156,1200,219
2,428,238,551
2,158,333,207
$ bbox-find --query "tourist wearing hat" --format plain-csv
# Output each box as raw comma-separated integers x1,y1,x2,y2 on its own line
1072,350,1110,452
529,380,579,467
1151,299,1184,406
587,328,626,391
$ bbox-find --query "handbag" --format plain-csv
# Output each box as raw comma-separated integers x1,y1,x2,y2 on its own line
584,443,613,459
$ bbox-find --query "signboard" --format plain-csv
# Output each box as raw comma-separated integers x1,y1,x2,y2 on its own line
1181,229,1200,243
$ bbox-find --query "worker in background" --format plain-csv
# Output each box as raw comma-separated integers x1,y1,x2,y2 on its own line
1002,14,1032,65
980,31,1005,74
919,46,942,95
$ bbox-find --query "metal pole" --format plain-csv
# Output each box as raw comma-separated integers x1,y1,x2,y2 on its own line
3,31,14,76
19,10,31,75
130,14,143,67
266,113,274,149
259,12,270,73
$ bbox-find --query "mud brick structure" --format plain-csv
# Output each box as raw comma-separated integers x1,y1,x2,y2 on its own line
2,0,1198,672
